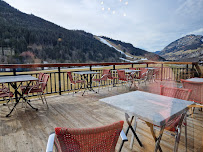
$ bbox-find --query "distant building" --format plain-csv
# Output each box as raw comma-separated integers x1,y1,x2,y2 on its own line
0,47,15,56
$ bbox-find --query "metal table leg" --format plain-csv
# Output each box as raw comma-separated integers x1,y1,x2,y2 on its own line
130,117,137,149
145,121,165,152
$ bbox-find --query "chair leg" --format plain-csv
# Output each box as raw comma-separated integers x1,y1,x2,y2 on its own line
73,84,75,96
185,118,187,152
4,97,10,110
43,93,48,108
40,93,45,104
98,81,100,93
174,128,181,152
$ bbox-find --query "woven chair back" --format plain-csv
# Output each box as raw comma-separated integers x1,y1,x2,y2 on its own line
181,79,202,104
54,121,124,152
117,70,127,81
40,74,49,91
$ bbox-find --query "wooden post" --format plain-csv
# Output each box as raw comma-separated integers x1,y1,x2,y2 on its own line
132,63,134,68
58,67,62,95
146,63,149,67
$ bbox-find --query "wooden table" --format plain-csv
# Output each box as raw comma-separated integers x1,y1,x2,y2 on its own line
0,75,38,117
100,91,193,152
73,71,100,96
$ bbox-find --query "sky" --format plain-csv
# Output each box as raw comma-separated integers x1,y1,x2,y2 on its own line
4,0,203,52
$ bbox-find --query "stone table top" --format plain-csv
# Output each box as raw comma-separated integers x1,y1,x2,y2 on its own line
100,91,194,126
186,78,203,83
119,69,141,73
0,75,38,83
73,71,100,75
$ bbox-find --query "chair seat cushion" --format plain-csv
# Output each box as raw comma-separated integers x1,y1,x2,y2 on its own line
21,88,42,94
74,80,85,84
0,92,13,97
93,79,101,82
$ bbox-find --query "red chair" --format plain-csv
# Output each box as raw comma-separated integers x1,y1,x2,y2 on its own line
46,121,127,152
134,68,148,85
20,73,44,97
92,69,111,92
67,72,86,96
159,85,192,151
181,79,203,104
106,70,118,89
21,74,50,107
181,79,203,114
0,83,14,110
117,70,133,89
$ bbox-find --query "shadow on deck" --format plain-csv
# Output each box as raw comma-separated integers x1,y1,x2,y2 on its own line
0,80,202,152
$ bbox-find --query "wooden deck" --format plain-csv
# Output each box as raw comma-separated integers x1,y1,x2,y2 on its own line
0,80,202,152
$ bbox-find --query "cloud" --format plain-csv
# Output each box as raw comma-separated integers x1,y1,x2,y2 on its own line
186,28,203,35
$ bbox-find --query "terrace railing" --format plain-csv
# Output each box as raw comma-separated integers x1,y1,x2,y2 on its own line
0,62,201,100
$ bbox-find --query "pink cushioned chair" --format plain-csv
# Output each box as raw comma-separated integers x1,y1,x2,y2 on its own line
159,85,192,151
21,74,49,107
93,69,111,92
0,83,14,110
67,72,86,96
117,70,134,89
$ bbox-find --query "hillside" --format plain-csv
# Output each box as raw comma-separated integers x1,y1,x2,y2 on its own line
158,34,203,61
0,0,164,64
0,0,121,63
101,36,165,61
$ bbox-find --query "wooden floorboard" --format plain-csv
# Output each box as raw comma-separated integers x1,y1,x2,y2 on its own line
0,80,202,152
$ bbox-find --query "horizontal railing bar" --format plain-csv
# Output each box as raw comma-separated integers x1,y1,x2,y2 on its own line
0,62,198,69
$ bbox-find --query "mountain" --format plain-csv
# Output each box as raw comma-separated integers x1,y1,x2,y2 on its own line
0,0,121,63
157,34,203,61
100,36,165,61
0,0,163,64
154,51,161,55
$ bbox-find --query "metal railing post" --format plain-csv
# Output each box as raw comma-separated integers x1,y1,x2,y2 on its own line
113,64,116,86
186,64,189,78
192,63,195,77
13,68,18,102
58,67,62,95
161,64,163,81
90,65,92,88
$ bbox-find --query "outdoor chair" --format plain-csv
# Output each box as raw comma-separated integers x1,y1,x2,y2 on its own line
107,70,118,89
21,74,50,107
181,79,203,113
136,68,148,85
0,83,14,110
152,68,160,82
46,120,127,152
20,73,44,98
67,72,86,96
181,79,203,104
158,85,192,151
117,70,134,89
92,69,111,92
